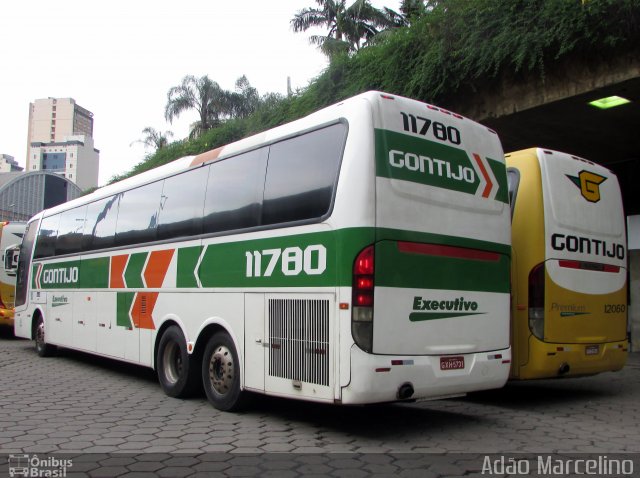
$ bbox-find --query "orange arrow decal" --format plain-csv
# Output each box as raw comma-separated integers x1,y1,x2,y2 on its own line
473,153,493,198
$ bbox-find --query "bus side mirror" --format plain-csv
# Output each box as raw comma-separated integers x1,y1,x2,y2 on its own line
3,244,20,276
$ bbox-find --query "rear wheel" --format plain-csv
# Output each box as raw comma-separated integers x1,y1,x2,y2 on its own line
156,325,199,398
34,316,56,357
202,331,247,411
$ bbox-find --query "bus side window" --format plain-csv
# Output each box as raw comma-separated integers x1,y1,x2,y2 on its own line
82,195,120,251
34,214,60,259
507,167,520,221
115,181,164,247
56,206,87,256
158,166,209,240
262,123,346,225
203,148,267,234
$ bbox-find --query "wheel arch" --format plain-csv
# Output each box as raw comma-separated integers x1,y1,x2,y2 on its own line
30,308,45,340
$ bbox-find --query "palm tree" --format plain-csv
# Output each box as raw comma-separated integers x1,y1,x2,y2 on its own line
165,75,230,138
131,127,173,151
228,75,260,119
291,0,388,56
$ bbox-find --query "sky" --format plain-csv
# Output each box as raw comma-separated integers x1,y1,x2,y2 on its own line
1,0,398,186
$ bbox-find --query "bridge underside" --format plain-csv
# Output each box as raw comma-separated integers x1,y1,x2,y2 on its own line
447,52,640,215
483,76,640,215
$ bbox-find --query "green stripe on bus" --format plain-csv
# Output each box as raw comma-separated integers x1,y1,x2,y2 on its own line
177,246,203,288
375,129,479,195
375,228,511,257
376,240,509,293
117,292,135,328
488,157,508,204
124,253,148,289
30,227,508,292
81,257,109,288
375,129,508,204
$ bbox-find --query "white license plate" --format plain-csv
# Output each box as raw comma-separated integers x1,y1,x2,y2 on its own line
440,356,465,370
585,345,600,356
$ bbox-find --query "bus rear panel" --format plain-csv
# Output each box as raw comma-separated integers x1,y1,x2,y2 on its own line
342,93,511,403
507,148,628,380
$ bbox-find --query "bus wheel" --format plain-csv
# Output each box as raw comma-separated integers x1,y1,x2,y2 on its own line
34,316,56,357
156,325,199,398
202,332,247,411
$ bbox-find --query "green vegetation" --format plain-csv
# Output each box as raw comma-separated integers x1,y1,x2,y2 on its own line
113,0,639,184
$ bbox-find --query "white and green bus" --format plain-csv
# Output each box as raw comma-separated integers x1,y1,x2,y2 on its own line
14,91,512,411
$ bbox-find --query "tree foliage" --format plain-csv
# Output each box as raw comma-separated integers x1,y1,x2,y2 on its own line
131,127,173,151
112,0,639,183
291,0,390,56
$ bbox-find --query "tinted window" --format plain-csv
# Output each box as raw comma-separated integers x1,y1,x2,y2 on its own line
56,206,87,256
16,220,38,307
158,166,209,240
34,215,60,259
262,123,346,225
83,195,120,251
115,181,163,246
203,148,267,234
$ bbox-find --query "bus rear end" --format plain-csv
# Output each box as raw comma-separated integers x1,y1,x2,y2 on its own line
342,93,511,403
508,148,628,379
0,222,26,327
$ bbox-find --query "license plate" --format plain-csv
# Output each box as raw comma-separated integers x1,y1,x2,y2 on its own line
440,356,465,370
585,345,600,356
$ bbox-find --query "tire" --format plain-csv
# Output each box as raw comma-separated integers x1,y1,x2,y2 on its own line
34,316,56,357
156,325,199,398
202,331,247,411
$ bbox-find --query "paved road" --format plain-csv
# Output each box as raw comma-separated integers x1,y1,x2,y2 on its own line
1,329,639,476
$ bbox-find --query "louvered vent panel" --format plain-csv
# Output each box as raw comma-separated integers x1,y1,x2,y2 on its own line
268,299,329,386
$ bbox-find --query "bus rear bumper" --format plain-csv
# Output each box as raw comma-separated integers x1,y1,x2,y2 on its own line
515,337,629,380
0,308,14,327
340,345,511,404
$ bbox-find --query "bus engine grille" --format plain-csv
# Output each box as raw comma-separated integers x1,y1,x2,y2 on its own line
268,299,330,387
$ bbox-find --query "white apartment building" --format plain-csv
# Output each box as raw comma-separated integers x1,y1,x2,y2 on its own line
26,98,99,190
0,154,23,173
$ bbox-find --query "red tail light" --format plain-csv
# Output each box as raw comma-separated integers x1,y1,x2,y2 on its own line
353,246,374,307
352,245,374,352
528,263,545,340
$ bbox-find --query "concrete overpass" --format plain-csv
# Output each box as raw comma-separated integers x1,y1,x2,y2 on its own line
448,50,640,214
447,50,640,348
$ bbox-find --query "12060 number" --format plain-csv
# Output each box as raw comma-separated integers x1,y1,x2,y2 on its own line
604,304,626,314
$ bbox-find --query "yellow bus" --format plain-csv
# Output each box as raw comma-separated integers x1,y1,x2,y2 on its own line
0,222,26,327
506,148,628,379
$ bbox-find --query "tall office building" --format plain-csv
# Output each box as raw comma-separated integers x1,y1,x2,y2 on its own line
26,98,99,190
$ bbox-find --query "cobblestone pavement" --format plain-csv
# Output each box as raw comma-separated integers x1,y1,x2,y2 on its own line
1,329,639,476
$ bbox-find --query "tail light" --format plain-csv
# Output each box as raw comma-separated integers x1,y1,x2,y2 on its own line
528,263,545,340
352,245,374,352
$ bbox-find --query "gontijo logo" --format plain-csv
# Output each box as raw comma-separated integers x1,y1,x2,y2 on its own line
388,150,497,199
566,170,607,203
34,264,79,288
